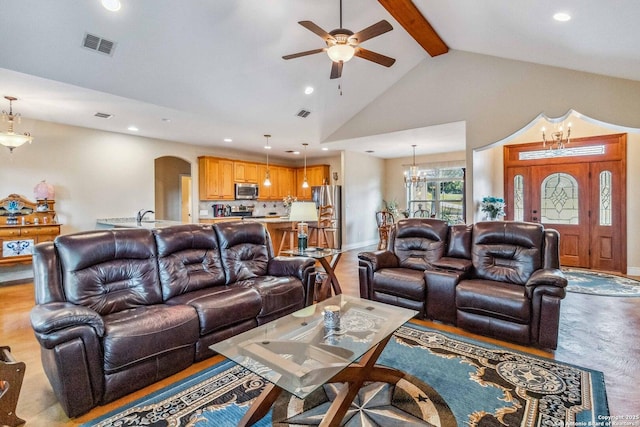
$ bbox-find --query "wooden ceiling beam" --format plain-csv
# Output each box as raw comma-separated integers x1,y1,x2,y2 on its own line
378,0,449,57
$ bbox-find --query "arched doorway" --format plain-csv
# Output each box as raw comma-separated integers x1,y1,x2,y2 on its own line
155,156,192,222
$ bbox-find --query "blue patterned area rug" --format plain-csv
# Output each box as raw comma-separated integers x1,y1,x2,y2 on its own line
563,267,640,297
84,323,608,427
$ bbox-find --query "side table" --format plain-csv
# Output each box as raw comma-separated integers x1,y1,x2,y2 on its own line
281,248,343,301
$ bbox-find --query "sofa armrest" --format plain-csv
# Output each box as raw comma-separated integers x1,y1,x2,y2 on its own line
30,302,105,344
431,257,472,272
268,256,315,280
357,250,399,271
525,268,568,298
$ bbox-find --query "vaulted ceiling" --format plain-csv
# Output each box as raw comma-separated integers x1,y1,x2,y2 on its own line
1,1,639,160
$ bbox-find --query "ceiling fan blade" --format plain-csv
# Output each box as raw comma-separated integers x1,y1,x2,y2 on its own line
351,20,393,44
282,48,326,60
354,48,396,67
330,61,343,79
298,21,334,42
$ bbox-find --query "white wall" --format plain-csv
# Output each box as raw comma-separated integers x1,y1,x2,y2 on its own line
342,151,384,249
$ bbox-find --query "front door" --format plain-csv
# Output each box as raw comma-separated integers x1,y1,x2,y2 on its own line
531,164,590,267
504,134,627,273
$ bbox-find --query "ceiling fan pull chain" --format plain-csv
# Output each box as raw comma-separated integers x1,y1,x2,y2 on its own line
338,83,343,96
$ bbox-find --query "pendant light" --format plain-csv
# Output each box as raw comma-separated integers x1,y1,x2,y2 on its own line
301,143,309,188
0,96,33,153
263,134,272,187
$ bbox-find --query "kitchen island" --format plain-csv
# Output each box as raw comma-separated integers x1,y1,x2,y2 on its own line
96,216,306,255
96,218,186,229
242,217,297,254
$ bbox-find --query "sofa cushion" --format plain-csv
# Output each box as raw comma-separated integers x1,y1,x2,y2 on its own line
391,218,448,270
472,221,543,285
101,304,199,373
215,221,271,284
446,224,472,259
165,286,262,335
456,279,530,324
373,267,426,301
55,228,161,315
236,275,304,318
154,224,226,300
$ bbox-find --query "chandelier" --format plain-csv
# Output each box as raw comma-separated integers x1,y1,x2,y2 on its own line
404,145,427,187
0,96,33,153
542,121,571,150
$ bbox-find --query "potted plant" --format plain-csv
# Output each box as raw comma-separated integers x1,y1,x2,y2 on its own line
481,196,506,220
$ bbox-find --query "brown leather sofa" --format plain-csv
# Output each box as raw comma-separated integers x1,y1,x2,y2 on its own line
29,221,315,417
358,218,567,349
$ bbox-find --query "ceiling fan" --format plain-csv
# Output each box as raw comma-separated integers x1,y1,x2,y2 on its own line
282,0,396,79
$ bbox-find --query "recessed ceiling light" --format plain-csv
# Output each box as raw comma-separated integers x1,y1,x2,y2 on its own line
293,151,300,155
553,12,571,22
101,0,121,12
223,138,232,143
321,147,328,151
127,126,139,131
304,86,314,95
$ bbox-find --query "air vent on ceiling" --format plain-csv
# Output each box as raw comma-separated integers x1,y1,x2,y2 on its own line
83,33,116,56
94,112,113,119
296,109,311,118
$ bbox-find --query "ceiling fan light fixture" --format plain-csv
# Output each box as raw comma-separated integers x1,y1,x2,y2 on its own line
101,0,121,12
327,44,355,63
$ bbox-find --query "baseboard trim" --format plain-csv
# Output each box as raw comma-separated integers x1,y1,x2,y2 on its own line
627,266,640,276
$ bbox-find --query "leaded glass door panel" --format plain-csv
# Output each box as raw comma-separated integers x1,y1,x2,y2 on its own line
532,164,590,268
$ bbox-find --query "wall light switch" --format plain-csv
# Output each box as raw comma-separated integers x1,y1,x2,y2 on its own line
199,209,209,216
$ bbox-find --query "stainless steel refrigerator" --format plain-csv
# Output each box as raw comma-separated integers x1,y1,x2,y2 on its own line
311,185,342,249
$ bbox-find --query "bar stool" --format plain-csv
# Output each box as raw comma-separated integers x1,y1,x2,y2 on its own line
375,211,395,250
309,205,336,248
277,226,297,254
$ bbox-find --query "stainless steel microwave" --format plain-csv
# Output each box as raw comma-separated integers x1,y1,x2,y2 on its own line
235,183,259,200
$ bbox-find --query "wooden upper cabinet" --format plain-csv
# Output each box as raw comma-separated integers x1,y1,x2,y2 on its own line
198,157,234,200
257,164,271,200
234,162,258,183
277,167,295,199
296,165,330,199
199,156,323,201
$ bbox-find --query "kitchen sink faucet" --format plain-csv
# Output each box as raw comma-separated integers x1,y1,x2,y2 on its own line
136,209,154,225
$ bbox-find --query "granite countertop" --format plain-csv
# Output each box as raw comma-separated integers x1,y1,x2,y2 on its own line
96,218,186,229
243,216,292,223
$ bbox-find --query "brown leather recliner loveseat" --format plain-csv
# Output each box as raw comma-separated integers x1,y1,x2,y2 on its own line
358,218,567,349
29,221,315,417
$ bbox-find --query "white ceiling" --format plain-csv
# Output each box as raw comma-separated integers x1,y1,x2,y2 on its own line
1,1,639,160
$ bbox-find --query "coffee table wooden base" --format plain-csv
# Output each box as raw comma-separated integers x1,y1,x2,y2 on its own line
238,335,405,427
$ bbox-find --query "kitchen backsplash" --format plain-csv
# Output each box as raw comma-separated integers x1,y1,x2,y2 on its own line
198,200,287,218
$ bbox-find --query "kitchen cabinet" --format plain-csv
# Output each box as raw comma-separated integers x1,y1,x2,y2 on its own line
296,165,330,199
257,164,272,200
257,165,296,200
276,167,295,199
234,162,258,183
198,157,234,200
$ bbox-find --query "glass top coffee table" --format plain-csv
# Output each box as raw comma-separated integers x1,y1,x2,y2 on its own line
210,294,417,426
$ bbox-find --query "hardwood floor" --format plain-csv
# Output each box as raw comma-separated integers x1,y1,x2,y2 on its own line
1,248,639,426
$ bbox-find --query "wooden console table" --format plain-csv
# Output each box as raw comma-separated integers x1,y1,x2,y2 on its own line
0,194,61,267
